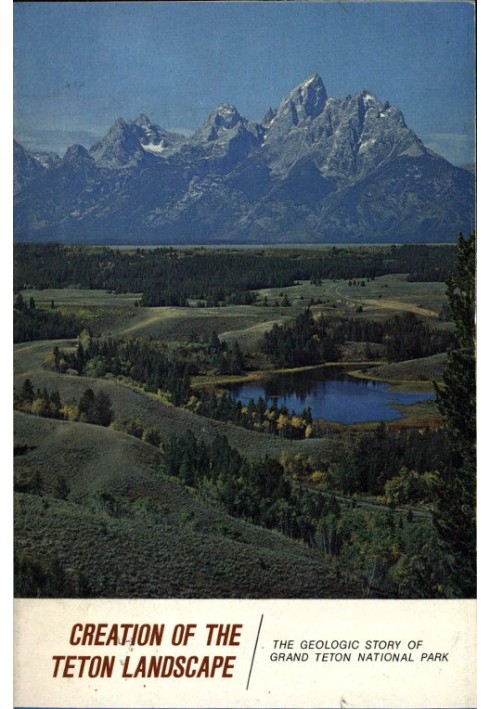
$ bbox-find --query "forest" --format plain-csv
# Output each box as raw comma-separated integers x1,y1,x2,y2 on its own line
13,236,476,599
14,293,87,343
261,308,454,367
14,242,457,305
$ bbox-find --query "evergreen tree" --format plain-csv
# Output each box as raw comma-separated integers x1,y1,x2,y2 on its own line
209,331,221,354
230,341,245,374
78,388,96,423
14,293,25,311
20,378,35,402
94,390,114,427
434,232,476,597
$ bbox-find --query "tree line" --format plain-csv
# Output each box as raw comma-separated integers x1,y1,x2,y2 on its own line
324,423,453,499
47,335,315,439
14,379,114,427
14,243,457,306
160,430,446,598
261,308,455,367
186,390,314,439
47,334,243,403
14,293,87,343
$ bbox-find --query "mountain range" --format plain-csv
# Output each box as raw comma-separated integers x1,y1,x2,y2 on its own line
13,74,475,244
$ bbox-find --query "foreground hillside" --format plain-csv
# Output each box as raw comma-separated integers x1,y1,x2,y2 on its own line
14,413,352,598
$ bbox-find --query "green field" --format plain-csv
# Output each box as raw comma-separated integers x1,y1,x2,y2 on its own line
21,272,448,348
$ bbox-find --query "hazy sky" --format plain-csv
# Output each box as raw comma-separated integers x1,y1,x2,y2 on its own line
13,1,476,165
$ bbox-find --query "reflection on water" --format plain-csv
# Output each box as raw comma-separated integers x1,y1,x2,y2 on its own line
229,368,434,424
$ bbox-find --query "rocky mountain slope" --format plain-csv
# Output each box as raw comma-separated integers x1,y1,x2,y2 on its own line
14,74,475,244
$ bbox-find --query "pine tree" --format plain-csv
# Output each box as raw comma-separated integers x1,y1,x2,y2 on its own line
20,378,35,402
94,390,114,427
434,232,476,597
14,293,26,311
230,341,245,374
54,475,70,501
78,388,96,423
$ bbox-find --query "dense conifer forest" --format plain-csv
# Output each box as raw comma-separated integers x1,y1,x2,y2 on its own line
14,293,87,343
14,243,456,305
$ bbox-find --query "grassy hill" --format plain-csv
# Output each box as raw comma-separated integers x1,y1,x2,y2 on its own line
14,412,354,598
360,353,447,383
14,340,334,461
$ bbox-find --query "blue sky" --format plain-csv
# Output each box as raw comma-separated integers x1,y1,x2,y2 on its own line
13,1,476,165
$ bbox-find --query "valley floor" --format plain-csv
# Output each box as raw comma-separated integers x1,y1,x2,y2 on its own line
13,265,453,599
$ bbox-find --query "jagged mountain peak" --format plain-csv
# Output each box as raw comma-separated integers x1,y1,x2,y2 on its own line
198,103,243,138
192,102,259,146
110,117,131,131
94,117,141,146
274,73,328,125
89,119,148,169
211,103,242,126
13,139,49,194
263,79,427,179
134,113,153,128
107,114,158,132
291,72,326,96
358,89,379,104
14,75,475,244
63,144,92,162
345,90,406,126
300,72,325,91
89,113,186,167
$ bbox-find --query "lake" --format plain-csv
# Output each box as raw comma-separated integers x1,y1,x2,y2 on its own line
229,368,435,424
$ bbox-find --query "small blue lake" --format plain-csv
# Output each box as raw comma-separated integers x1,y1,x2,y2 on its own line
229,368,434,424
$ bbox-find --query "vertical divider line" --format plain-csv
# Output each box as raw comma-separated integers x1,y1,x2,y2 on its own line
246,613,264,691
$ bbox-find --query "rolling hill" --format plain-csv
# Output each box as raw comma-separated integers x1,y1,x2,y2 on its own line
14,412,352,598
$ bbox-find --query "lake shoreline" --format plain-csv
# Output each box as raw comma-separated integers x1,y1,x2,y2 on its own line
225,366,436,425
192,359,436,395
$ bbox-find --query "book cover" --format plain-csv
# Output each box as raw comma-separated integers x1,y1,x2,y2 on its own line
12,2,477,707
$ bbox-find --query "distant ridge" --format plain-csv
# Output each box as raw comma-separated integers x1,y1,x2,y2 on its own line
14,74,475,244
